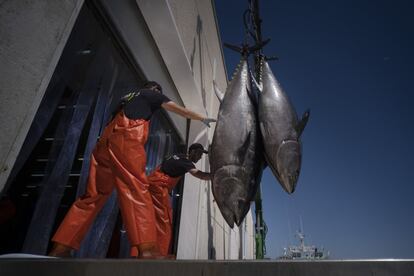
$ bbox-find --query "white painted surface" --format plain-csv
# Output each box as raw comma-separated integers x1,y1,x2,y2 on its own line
98,0,187,141
135,0,255,260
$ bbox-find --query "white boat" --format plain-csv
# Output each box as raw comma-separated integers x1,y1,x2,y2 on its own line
279,228,329,260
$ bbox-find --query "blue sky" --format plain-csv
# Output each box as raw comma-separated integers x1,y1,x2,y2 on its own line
215,0,414,259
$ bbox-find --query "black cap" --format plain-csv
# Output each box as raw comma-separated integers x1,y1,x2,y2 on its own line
188,143,208,154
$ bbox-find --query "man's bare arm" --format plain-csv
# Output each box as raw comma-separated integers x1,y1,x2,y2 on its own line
162,101,204,120
189,168,211,181
162,101,216,127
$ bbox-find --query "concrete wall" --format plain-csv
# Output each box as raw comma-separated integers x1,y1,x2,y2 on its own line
0,0,84,193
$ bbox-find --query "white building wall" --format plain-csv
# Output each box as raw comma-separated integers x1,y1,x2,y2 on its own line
98,0,188,141
138,0,255,260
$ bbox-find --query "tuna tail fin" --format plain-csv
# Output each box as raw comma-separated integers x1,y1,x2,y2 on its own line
223,43,243,53
295,109,310,137
224,39,270,56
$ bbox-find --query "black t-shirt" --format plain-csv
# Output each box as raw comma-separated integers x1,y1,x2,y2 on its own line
160,154,196,178
122,89,171,120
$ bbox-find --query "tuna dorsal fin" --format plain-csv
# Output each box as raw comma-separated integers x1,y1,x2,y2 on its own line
295,109,310,137
212,59,224,103
213,80,224,103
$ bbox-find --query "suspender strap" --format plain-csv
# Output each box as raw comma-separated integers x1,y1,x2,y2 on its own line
121,91,141,103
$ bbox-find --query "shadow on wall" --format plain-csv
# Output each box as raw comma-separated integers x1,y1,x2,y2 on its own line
190,15,208,114
207,181,216,259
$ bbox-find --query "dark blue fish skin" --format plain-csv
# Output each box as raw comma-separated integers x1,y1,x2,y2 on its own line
210,58,263,228
258,60,307,194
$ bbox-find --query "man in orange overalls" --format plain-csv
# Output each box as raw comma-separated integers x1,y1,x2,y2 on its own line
49,82,216,258
145,143,211,257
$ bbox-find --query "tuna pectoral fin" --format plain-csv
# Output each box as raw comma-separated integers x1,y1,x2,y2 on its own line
238,131,252,162
295,109,310,137
259,121,271,141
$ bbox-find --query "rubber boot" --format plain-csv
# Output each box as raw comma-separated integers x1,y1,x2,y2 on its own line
48,242,73,258
137,242,166,259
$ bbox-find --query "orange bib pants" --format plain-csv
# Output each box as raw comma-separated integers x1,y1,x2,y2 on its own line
147,167,180,256
52,111,157,253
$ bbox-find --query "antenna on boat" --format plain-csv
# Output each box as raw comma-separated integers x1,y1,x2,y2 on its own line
297,216,305,249
299,215,304,234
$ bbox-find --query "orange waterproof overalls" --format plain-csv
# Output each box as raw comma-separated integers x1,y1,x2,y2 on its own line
147,167,180,256
52,111,156,253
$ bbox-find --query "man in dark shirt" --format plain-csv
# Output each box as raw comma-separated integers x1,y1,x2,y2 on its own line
159,144,211,180
141,143,211,258
50,82,216,258
121,82,216,126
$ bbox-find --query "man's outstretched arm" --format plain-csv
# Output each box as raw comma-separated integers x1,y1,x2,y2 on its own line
189,168,211,181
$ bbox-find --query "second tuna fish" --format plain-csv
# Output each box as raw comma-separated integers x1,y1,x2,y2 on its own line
256,58,309,194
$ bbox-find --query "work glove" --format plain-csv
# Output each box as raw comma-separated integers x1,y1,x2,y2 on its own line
201,118,217,128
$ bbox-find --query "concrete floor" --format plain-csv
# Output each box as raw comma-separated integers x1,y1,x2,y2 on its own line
0,257,414,276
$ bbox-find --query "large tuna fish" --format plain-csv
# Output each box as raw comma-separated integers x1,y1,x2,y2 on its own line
210,57,263,228
256,59,309,194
